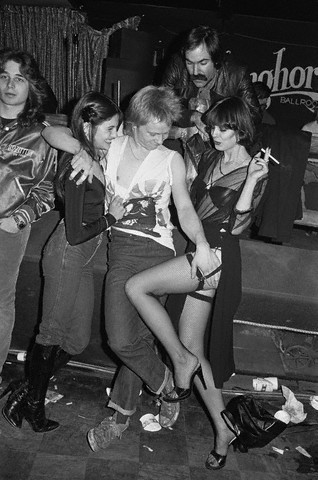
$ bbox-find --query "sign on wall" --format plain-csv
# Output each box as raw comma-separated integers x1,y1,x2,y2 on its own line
222,33,318,129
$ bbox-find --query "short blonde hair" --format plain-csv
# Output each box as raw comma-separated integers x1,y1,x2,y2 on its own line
125,85,181,129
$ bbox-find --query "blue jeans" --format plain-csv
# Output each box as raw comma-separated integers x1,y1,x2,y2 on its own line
36,222,102,355
0,224,31,374
106,230,174,416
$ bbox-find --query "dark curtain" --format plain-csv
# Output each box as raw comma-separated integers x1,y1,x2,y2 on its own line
0,5,140,111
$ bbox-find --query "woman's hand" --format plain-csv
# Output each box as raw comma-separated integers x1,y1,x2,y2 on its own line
108,195,125,221
247,147,270,183
69,150,94,185
190,111,209,141
191,242,221,289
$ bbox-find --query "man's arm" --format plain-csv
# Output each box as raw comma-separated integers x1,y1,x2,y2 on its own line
42,126,81,154
0,145,57,233
18,145,57,223
42,126,94,184
161,53,197,129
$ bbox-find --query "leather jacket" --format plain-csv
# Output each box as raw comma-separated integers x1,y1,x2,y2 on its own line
0,119,57,221
162,53,261,127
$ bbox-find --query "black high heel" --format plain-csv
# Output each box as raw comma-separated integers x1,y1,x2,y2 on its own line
0,379,24,400
162,365,206,403
1,380,28,428
205,437,241,470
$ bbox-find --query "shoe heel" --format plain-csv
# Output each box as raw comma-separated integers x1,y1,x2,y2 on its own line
0,379,22,400
0,384,12,400
230,437,247,453
196,365,207,390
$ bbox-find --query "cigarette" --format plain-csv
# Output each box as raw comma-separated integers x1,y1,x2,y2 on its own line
261,148,280,165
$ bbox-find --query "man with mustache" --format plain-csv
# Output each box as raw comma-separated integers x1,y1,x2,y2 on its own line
162,25,260,180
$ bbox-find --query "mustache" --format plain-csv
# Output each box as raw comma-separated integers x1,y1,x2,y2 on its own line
190,74,208,82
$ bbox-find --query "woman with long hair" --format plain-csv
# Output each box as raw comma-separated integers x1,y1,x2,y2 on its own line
1,91,125,433
125,96,269,470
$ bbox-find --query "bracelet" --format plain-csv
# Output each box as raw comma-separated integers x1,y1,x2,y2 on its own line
12,214,27,230
103,213,117,230
234,206,253,215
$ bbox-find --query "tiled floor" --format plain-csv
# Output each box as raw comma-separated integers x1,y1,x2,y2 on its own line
0,325,318,480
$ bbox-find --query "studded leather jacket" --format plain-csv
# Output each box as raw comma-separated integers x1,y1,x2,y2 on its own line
0,119,57,222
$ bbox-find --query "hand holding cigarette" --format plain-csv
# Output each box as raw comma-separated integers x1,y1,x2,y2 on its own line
261,147,280,165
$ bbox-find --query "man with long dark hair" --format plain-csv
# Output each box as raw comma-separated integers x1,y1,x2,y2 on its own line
0,49,57,382
162,26,260,184
163,26,260,136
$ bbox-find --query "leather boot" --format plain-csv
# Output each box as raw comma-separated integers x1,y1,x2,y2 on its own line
23,343,60,432
52,346,72,375
1,379,28,428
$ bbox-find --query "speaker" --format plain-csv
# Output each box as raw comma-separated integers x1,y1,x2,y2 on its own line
102,58,154,108
109,28,155,66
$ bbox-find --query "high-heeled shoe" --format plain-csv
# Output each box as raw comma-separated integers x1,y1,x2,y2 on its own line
162,365,206,403
0,379,23,400
1,379,28,428
205,437,240,470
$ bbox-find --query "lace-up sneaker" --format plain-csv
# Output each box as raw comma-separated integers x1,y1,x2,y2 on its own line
159,372,180,428
87,413,130,452
159,391,180,428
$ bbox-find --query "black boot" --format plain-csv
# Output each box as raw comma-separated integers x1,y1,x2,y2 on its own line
1,379,29,428
23,343,60,432
52,346,72,375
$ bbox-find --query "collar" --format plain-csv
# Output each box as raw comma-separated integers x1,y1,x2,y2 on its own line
0,117,18,132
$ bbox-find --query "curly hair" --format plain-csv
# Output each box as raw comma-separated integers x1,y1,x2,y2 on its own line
125,85,181,131
0,49,47,126
202,96,255,149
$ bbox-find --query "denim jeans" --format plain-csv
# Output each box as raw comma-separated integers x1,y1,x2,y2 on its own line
106,229,174,416
0,224,31,374
36,222,102,355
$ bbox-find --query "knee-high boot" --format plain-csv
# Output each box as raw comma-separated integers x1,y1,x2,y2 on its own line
2,345,71,429
23,343,60,432
52,346,72,375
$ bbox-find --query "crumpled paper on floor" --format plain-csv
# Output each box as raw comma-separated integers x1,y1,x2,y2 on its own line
45,389,64,405
139,413,162,432
281,386,307,423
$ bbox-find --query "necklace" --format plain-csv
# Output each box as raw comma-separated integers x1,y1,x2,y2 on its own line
218,154,225,176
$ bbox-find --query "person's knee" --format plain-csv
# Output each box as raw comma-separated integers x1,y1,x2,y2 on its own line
108,336,132,357
107,325,141,357
125,276,144,302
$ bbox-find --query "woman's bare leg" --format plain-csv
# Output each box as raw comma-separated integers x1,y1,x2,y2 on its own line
126,254,204,389
179,295,234,456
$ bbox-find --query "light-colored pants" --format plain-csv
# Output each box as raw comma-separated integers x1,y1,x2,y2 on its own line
0,224,31,374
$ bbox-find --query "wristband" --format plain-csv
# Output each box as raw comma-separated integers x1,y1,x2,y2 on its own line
12,214,27,230
234,207,253,215
103,213,117,229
